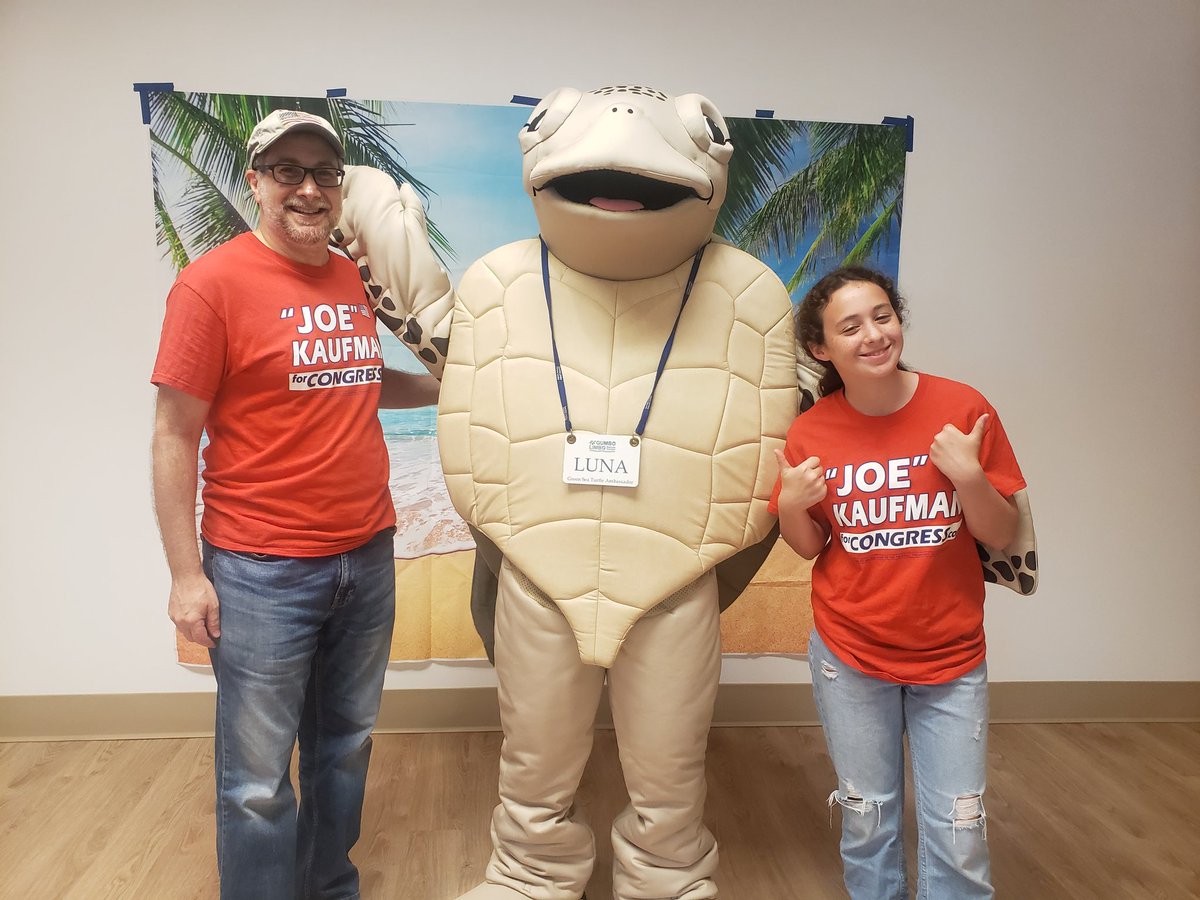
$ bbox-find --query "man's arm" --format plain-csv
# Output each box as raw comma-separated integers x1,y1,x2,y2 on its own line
152,385,220,647
379,367,440,409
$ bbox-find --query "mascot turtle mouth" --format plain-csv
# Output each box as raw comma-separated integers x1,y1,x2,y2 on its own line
542,170,707,212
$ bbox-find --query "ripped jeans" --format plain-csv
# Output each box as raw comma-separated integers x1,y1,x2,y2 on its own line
808,630,992,900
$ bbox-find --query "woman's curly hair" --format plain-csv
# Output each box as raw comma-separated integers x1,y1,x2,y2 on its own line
796,266,909,397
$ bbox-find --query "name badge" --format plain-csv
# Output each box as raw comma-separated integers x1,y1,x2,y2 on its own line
562,432,641,487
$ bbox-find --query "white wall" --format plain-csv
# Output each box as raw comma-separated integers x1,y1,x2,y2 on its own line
1,0,1197,696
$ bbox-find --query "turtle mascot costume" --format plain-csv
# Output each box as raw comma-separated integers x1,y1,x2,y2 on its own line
337,85,807,899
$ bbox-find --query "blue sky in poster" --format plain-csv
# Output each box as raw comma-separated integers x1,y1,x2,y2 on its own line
366,100,902,302
374,101,536,281
366,100,903,438
152,95,903,440
152,95,901,308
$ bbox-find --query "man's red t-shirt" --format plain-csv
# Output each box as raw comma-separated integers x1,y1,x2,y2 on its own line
769,375,1026,684
152,233,395,556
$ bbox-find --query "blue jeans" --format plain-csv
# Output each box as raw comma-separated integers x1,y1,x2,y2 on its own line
202,529,396,900
808,630,992,900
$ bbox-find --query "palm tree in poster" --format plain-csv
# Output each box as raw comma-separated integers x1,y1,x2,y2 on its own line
731,121,906,292
716,116,808,242
149,91,451,273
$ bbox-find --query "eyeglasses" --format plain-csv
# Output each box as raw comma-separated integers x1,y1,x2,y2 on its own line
255,163,345,187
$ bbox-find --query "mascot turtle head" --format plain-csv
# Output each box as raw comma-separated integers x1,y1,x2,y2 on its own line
520,85,733,281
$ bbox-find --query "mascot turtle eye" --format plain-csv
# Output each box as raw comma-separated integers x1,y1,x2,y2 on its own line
518,87,583,154
674,93,734,165
704,116,727,146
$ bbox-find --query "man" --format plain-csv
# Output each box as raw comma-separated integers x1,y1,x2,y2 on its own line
151,109,437,900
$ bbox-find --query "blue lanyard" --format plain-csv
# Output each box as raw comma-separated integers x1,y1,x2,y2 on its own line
541,237,707,439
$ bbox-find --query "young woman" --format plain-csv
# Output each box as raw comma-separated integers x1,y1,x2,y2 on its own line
770,266,1026,899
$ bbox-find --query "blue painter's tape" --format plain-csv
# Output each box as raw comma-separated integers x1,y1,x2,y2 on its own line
510,95,541,107
882,115,915,152
755,109,775,118
326,88,348,98
132,82,174,125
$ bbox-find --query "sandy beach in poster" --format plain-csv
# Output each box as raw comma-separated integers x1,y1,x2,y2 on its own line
178,544,812,665
375,428,816,658
179,431,487,666
177,348,814,668
178,412,815,666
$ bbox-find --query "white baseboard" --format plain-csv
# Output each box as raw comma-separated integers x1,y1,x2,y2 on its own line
2,681,1197,742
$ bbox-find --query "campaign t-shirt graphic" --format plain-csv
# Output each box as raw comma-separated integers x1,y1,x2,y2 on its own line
152,233,395,556
769,374,1025,684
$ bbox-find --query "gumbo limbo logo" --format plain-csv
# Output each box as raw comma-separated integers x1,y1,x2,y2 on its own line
289,365,382,392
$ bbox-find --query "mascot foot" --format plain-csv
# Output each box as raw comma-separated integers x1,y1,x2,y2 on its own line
456,884,538,900
455,883,586,899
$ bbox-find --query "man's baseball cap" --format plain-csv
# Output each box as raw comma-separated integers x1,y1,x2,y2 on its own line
246,109,344,165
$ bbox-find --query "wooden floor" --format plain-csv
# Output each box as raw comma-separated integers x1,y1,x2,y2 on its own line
1,723,1197,899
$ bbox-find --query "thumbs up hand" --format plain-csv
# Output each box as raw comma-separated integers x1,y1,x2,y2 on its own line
929,413,989,484
775,449,828,510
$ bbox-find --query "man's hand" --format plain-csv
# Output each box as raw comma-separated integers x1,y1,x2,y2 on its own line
775,449,828,510
380,368,441,409
930,414,989,485
153,385,217,646
168,573,221,648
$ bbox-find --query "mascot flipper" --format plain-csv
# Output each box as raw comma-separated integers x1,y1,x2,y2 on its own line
335,174,455,378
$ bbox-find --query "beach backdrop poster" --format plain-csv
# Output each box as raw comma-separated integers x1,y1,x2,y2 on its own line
145,90,906,665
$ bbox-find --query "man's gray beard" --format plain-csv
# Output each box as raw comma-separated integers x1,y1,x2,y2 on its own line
259,202,336,247
281,215,335,246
